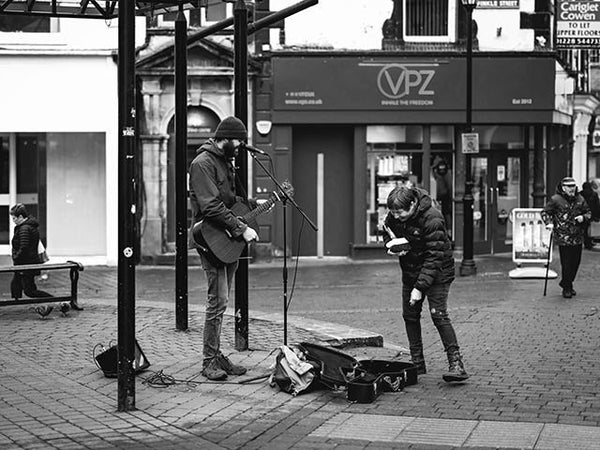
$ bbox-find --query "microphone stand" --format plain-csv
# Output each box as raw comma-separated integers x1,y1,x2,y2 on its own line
247,150,317,345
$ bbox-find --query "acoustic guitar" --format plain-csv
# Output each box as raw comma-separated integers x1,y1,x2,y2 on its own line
192,181,294,264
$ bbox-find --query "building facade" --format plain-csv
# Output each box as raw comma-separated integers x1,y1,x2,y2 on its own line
0,17,146,266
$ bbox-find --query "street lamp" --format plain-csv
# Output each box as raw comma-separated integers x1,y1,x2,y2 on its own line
459,0,477,276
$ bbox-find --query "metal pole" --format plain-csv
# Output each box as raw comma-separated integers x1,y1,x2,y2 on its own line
117,0,136,411
175,7,188,331
247,0,318,34
234,0,249,351
459,3,477,276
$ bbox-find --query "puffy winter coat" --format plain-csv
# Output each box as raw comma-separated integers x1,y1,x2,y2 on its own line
12,216,42,265
541,183,591,246
383,188,455,293
188,139,248,244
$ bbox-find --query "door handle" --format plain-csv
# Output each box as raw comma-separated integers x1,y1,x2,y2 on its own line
489,187,494,205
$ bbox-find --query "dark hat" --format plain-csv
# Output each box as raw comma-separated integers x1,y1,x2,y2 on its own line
214,116,247,140
561,176,576,186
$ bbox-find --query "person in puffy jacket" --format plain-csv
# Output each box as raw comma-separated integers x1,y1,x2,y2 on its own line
383,186,468,383
188,116,259,381
541,177,591,298
10,203,51,299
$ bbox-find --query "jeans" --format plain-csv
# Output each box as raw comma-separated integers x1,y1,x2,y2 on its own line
198,250,238,366
402,282,459,356
558,244,582,290
11,272,51,299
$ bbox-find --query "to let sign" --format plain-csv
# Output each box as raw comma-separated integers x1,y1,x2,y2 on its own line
556,0,600,48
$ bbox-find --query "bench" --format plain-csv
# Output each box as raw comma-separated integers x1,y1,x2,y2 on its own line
0,261,84,310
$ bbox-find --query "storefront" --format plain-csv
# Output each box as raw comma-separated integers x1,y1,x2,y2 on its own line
259,52,574,257
0,54,117,265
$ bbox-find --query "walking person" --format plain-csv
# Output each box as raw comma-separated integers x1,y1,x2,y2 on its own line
188,116,259,381
580,180,600,249
10,203,51,300
383,186,469,383
541,177,591,298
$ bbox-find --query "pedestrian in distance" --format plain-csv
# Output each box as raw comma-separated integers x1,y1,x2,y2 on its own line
541,177,591,299
383,186,469,383
9,203,52,300
188,116,259,381
580,179,600,249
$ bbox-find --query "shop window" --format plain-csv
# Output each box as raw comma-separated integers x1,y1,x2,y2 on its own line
404,0,456,43
366,144,453,243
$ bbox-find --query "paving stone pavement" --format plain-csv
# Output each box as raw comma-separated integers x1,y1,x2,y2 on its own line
1,250,600,449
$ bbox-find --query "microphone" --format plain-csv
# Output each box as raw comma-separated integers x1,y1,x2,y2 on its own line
241,143,268,156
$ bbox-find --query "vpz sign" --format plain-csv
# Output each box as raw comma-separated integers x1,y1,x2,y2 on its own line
377,64,436,99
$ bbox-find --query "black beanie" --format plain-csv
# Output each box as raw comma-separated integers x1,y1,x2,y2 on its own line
214,116,247,140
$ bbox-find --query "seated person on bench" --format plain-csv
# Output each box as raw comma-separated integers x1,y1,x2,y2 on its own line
10,203,51,300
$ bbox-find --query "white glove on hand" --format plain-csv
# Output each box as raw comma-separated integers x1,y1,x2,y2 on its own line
409,288,422,306
242,227,259,243
545,223,554,231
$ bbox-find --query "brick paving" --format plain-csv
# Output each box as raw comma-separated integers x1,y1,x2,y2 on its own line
0,250,600,449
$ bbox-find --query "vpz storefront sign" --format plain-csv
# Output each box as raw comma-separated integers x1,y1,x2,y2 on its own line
557,0,600,48
272,57,555,112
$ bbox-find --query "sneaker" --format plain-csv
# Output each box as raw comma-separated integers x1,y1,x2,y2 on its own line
201,357,227,381
562,289,572,299
216,353,247,376
570,288,577,296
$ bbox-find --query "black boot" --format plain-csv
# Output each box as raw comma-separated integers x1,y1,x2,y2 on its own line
410,352,426,375
442,350,469,382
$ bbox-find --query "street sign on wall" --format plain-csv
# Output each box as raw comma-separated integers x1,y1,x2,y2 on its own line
556,0,600,48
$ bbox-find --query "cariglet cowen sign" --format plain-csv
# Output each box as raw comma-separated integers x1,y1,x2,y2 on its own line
557,0,600,48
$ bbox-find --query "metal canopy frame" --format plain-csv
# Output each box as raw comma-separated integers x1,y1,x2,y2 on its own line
0,0,317,412
0,0,198,19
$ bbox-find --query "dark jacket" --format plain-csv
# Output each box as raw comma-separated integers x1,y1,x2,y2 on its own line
12,216,41,265
383,188,455,294
581,182,600,221
188,139,247,246
541,183,591,246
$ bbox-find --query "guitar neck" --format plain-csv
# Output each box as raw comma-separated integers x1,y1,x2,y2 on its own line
243,197,276,223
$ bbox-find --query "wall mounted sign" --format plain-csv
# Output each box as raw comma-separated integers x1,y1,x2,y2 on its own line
272,56,555,112
556,0,600,48
477,0,520,8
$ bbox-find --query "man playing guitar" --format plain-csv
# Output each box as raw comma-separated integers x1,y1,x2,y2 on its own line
188,116,258,381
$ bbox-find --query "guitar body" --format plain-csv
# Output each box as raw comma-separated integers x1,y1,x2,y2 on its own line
193,201,259,265
191,181,293,265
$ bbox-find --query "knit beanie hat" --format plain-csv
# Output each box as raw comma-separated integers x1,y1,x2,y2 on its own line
214,116,247,140
561,176,576,187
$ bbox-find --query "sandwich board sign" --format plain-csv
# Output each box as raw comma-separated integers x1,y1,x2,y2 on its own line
509,208,557,279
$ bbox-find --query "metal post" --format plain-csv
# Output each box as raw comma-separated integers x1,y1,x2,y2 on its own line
459,2,477,276
117,0,136,411
175,7,188,331
234,0,249,351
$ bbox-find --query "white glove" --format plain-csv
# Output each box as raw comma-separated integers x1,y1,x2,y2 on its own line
242,226,259,242
545,223,554,231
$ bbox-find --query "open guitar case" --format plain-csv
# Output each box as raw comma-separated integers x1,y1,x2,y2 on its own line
298,342,418,404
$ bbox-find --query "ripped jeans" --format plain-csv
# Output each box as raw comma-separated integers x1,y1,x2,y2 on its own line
402,282,459,357
198,250,238,367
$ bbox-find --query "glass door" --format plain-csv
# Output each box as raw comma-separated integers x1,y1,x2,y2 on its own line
472,156,491,254
491,154,525,253
471,152,526,254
